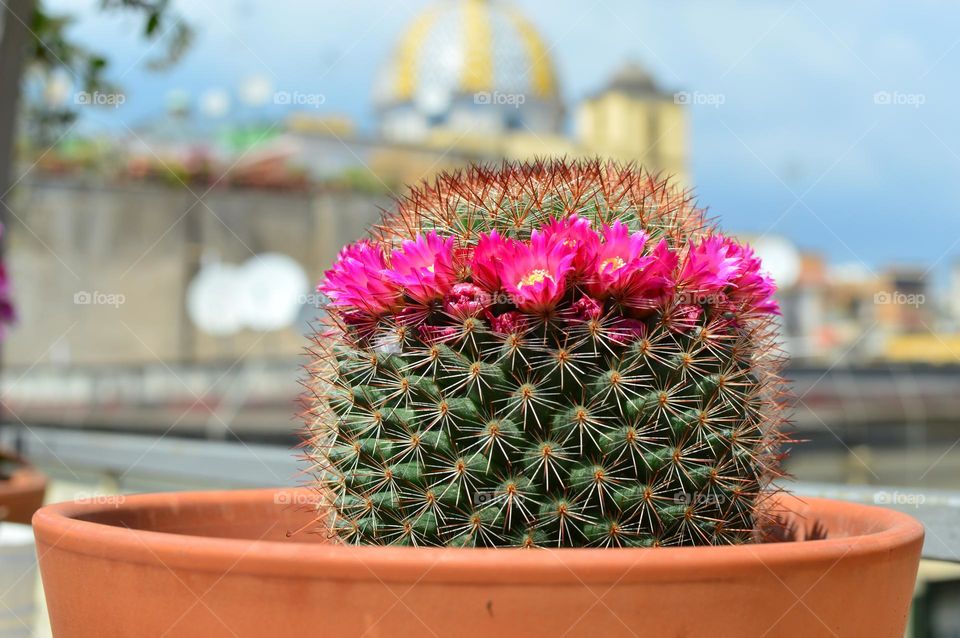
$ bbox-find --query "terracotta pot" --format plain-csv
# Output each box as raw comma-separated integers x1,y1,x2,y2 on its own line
0,450,47,525
33,488,922,638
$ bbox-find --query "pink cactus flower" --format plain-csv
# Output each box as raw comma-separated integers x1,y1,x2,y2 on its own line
541,215,600,280
587,222,649,297
727,241,779,315
587,222,678,312
679,235,742,303
470,230,513,293
668,304,705,333
609,318,648,345
571,295,603,320
0,261,15,338
319,241,401,317
486,310,527,334
498,230,576,314
639,240,679,309
384,232,458,305
444,282,492,319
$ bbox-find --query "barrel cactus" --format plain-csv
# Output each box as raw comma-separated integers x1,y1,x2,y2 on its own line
305,160,786,548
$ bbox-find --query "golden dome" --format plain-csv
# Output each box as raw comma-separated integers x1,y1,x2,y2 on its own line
375,0,562,136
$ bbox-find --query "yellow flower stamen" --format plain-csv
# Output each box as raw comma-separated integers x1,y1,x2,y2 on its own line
518,269,553,288
601,256,626,271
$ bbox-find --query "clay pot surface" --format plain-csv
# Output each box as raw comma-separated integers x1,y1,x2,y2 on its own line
33,488,922,638
0,452,47,525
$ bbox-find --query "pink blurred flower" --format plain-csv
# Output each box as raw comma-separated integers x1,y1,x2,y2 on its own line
609,318,648,345
679,235,741,302
486,310,526,334
384,232,458,304
587,222,677,312
668,304,705,333
541,215,600,280
499,230,575,314
470,230,512,293
0,262,15,339
571,295,603,320
319,241,401,317
444,282,492,319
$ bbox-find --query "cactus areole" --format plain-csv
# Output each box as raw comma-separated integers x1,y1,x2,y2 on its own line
308,160,788,548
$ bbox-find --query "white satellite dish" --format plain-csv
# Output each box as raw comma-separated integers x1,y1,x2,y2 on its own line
200,88,231,118
239,75,273,107
236,253,309,332
187,263,245,336
750,235,801,289
200,88,230,118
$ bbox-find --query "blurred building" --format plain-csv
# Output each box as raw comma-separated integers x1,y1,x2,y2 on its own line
950,260,960,327
374,0,565,142
761,239,945,363
86,0,689,193
271,0,689,187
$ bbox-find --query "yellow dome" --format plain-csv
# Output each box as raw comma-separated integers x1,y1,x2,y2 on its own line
375,0,562,127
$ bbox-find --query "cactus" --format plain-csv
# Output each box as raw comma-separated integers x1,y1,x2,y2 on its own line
305,160,787,548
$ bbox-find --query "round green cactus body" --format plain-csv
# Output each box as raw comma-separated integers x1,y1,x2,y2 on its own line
306,160,786,548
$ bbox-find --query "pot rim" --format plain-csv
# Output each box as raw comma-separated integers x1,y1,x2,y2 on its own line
32,488,924,585
0,466,48,495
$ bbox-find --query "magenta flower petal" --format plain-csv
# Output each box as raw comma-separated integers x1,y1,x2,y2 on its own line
470,230,512,293
486,310,527,334
498,229,575,314
586,221,649,298
571,295,603,320
444,282,492,319
384,231,458,304
679,235,778,315
609,317,648,344
319,241,401,317
680,235,742,304
541,214,600,281
726,241,779,315
586,223,677,312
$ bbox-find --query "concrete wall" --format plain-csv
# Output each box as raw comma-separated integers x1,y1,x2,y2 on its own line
4,178,389,367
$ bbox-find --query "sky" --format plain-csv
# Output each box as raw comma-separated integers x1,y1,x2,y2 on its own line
44,0,960,281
